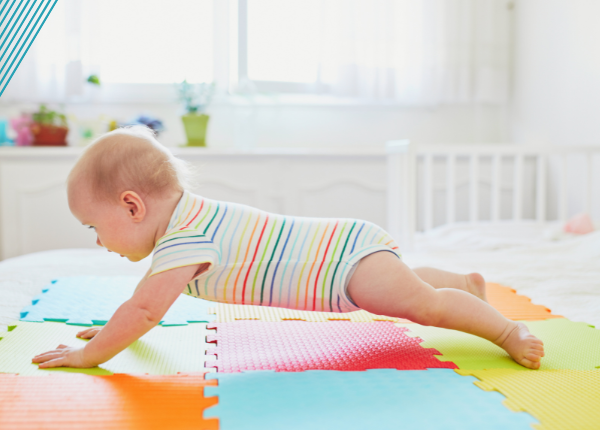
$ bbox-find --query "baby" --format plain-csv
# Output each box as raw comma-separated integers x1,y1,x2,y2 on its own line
32,126,545,370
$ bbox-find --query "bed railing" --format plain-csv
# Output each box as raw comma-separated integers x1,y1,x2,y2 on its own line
387,140,600,250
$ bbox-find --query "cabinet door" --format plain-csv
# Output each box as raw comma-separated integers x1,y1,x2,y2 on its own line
281,156,387,228
0,161,98,259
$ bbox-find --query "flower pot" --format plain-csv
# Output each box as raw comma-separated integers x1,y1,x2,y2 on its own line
30,123,68,146
181,113,209,147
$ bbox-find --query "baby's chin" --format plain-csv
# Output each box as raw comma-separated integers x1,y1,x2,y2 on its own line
122,252,151,262
125,255,144,262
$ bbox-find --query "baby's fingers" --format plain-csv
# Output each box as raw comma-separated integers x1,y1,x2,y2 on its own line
76,327,96,337
77,328,101,339
32,351,64,364
38,356,67,369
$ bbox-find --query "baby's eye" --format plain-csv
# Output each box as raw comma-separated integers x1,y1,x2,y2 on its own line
87,226,96,230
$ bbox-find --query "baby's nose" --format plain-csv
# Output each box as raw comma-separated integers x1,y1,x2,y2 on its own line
96,236,104,248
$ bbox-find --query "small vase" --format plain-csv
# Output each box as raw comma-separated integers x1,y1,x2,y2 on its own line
181,113,209,147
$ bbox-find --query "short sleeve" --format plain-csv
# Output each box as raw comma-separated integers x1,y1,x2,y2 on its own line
149,231,220,277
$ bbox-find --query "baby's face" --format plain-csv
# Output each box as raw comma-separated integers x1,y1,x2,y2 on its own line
68,182,154,262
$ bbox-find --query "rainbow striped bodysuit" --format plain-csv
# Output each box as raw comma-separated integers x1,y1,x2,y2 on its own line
149,190,400,313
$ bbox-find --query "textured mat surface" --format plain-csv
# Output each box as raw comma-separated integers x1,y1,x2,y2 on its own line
205,321,457,372
0,373,218,430
20,276,214,326
204,369,537,430
0,321,211,375
211,302,407,322
458,369,600,430
400,318,600,370
486,283,563,321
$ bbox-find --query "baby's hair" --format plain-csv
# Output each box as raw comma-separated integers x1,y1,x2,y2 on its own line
70,125,192,202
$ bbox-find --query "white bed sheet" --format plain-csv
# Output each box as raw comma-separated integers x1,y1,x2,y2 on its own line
404,222,600,328
0,222,598,331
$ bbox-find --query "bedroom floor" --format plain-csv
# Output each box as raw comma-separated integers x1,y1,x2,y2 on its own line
1,275,599,429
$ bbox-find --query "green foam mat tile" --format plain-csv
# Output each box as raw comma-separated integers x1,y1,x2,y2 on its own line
399,318,600,370
0,321,212,375
457,369,600,430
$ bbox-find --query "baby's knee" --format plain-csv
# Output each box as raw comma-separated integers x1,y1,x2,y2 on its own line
404,294,444,326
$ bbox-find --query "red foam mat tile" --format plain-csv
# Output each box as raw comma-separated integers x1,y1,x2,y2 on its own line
205,321,457,372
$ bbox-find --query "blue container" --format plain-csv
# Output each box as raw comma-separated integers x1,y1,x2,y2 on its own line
0,118,14,146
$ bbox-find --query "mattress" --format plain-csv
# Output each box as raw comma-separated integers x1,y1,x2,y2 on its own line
1,221,598,331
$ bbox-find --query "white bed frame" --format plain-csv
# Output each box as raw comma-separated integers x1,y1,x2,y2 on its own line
387,140,600,250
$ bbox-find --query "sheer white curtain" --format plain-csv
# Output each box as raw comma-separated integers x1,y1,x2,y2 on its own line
2,0,101,103
3,0,511,106
316,0,512,104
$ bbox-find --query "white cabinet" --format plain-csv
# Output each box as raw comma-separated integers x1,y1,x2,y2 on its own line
0,147,387,260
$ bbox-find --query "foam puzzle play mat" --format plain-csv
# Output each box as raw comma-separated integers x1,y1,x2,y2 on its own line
1,276,598,429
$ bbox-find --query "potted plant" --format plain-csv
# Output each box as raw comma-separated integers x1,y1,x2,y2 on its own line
178,80,215,147
30,104,69,146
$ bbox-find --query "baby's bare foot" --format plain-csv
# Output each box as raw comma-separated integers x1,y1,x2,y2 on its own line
465,272,487,302
495,322,545,369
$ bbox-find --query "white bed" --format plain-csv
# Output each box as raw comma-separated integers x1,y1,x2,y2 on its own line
2,222,598,332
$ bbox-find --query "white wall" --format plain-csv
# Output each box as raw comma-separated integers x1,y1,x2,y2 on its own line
512,0,600,220
1,101,510,148
512,0,600,146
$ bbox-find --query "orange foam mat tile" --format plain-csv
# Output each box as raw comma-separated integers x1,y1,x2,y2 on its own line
457,369,600,430
486,283,563,321
0,373,218,430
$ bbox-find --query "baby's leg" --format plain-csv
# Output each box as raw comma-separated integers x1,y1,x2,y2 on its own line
347,252,544,369
413,267,487,302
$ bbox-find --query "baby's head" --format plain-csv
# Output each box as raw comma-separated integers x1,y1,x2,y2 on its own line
68,126,190,261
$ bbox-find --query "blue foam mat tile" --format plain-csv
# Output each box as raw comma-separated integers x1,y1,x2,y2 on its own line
19,276,215,326
203,369,537,430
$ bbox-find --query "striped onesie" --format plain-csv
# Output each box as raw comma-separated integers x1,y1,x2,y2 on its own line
150,190,400,313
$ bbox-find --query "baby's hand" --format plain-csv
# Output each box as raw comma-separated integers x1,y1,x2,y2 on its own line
32,344,94,369
77,327,102,339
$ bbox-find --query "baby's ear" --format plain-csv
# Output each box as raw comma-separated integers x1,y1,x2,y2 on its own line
120,191,146,222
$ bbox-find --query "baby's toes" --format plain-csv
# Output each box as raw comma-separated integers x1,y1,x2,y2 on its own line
532,338,544,347
531,344,545,355
519,357,541,369
525,351,542,362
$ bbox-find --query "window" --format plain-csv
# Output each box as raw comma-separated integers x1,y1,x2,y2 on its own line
94,0,213,84
4,0,509,105
245,0,324,92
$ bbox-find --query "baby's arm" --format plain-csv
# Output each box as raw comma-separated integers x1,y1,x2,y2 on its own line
76,267,153,340
32,265,199,369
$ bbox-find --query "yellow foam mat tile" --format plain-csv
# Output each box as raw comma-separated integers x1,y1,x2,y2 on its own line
399,318,600,370
0,321,212,376
457,369,600,430
210,303,409,323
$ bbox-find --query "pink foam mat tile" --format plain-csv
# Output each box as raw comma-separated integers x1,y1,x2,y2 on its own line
205,321,457,372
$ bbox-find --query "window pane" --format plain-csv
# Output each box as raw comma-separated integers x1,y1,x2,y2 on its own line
248,0,321,83
95,0,212,84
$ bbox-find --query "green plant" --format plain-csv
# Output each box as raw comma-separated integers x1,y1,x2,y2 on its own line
87,74,101,86
32,104,67,128
177,80,215,114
